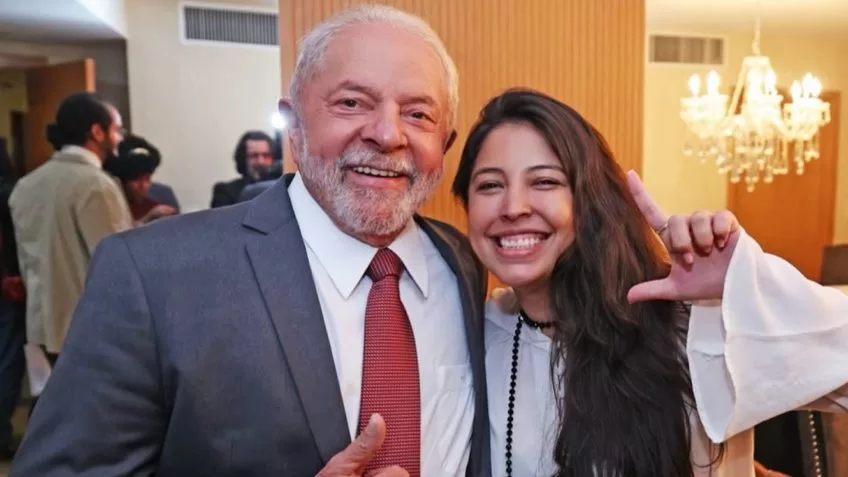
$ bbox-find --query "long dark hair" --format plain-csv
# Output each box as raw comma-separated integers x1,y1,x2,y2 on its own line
233,130,273,176
453,89,702,476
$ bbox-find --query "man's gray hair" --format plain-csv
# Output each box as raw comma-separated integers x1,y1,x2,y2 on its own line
289,4,459,130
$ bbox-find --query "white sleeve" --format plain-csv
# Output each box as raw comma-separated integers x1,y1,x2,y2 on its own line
687,229,848,443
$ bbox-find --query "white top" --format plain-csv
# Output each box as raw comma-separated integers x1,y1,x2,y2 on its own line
288,173,474,476
486,230,848,477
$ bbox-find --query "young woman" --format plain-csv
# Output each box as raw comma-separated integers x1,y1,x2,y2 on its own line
451,88,848,477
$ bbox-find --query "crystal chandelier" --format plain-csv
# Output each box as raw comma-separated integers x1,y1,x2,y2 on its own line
679,14,831,191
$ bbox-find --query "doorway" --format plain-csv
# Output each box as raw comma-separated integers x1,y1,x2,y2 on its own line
0,53,97,174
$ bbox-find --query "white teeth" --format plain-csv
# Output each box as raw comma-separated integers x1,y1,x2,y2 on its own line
352,166,401,178
498,234,545,249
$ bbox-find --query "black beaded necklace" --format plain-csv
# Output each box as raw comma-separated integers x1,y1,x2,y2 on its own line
505,310,554,477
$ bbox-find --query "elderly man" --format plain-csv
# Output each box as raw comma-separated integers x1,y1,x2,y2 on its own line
11,5,488,477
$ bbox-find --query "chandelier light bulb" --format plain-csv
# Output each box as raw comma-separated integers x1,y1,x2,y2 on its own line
790,80,802,101
802,74,815,97
706,70,720,95
800,74,822,98
688,74,701,96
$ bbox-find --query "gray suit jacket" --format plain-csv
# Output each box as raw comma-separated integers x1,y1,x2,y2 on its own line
11,176,491,476
238,179,276,203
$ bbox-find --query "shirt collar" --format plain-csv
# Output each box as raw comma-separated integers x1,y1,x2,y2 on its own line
60,145,102,168
287,173,429,299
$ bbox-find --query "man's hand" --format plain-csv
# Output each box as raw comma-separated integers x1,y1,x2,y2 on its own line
143,204,177,222
315,414,408,477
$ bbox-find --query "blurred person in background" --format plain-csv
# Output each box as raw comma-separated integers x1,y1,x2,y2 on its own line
0,138,24,461
210,130,275,208
237,160,284,203
104,134,177,224
9,92,130,371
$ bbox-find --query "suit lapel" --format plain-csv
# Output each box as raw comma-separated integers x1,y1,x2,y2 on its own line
416,218,485,332
242,177,350,463
416,217,491,476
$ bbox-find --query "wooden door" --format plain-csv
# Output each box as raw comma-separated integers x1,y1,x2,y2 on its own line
24,59,96,173
726,91,840,280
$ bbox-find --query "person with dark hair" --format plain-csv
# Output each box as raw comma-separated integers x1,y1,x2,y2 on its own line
0,138,24,461
104,134,177,223
237,160,284,203
210,130,275,208
452,88,848,477
8,91,131,369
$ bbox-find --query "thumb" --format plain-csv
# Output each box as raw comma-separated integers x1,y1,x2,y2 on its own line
346,413,386,467
373,466,410,477
315,414,386,477
627,277,678,303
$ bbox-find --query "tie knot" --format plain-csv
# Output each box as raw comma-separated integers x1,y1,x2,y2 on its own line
367,248,404,281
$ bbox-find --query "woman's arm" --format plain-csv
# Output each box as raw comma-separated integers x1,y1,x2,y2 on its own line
688,231,848,443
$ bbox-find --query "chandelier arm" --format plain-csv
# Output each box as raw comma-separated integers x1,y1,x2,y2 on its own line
752,0,762,55
726,63,748,119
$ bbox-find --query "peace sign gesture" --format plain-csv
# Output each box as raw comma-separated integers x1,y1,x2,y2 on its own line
625,171,742,304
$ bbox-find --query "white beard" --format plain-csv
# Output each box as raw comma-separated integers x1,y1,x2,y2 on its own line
296,132,442,238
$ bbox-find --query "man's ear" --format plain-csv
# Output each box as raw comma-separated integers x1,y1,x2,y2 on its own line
444,129,458,153
278,97,296,126
279,98,302,167
90,123,105,143
287,129,304,168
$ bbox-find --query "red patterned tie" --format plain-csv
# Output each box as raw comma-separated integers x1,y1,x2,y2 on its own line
357,248,421,476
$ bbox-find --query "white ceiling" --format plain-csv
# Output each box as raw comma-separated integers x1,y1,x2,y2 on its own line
0,0,123,43
647,0,848,34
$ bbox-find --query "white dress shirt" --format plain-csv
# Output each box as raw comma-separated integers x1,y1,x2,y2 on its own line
288,173,474,476
485,230,848,477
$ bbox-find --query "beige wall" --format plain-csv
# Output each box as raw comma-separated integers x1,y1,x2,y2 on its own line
125,0,280,212
643,28,848,243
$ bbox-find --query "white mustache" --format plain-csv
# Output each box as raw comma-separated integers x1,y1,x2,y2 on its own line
338,149,417,178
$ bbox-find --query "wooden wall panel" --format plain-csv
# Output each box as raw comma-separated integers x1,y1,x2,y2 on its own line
279,0,645,233
279,0,645,293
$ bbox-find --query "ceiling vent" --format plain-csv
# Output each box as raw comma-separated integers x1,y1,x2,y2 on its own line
648,34,726,66
180,3,278,47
